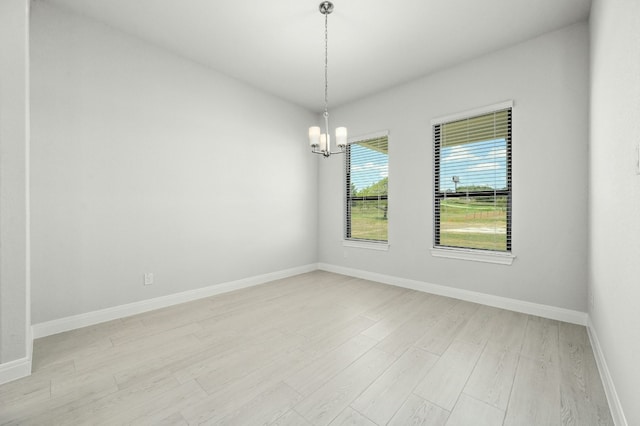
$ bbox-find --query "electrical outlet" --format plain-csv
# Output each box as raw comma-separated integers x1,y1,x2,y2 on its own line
144,272,154,286
589,291,594,309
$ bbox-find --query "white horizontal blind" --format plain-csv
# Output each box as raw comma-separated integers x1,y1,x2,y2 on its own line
346,136,389,242
434,108,512,252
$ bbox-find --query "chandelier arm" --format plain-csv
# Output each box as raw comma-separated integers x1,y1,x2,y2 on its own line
311,145,346,156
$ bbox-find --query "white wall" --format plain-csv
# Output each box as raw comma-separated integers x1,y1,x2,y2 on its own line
589,0,640,424
30,3,318,324
0,0,30,364
319,23,590,312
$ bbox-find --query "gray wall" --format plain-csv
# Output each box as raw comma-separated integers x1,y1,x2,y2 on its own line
319,22,590,312
0,0,30,364
590,0,640,424
30,3,318,324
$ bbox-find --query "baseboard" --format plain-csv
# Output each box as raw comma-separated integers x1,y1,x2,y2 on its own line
587,316,628,426
0,326,34,386
318,263,588,325
0,356,32,385
32,263,318,339
31,261,587,336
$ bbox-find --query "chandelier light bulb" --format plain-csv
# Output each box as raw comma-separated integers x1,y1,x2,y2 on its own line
320,134,328,152
336,127,347,147
309,126,321,147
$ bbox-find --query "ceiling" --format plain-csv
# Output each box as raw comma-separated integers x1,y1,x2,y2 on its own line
44,0,591,112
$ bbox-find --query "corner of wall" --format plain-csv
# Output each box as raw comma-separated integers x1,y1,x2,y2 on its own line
0,349,32,386
587,315,629,426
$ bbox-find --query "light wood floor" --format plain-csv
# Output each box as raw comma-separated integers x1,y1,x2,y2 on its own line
1,271,613,425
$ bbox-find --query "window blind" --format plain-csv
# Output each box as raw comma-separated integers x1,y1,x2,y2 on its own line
434,108,512,252
346,136,389,242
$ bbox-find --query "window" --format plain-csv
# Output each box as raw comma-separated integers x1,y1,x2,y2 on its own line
434,104,512,253
345,133,389,243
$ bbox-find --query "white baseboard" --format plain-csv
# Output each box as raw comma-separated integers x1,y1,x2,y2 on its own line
318,263,588,325
587,317,628,426
32,263,318,339
0,327,34,386
31,260,587,336
0,356,32,385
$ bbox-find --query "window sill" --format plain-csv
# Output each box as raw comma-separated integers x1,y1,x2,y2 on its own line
343,240,389,251
430,248,515,265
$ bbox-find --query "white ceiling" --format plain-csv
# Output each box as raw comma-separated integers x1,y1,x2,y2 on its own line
45,0,591,112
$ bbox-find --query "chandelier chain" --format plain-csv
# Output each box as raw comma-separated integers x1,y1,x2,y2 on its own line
324,10,329,114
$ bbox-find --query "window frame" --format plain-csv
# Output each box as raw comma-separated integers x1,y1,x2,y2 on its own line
431,101,515,264
344,130,390,249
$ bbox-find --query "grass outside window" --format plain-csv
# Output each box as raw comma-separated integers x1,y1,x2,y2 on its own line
348,199,388,242
439,197,507,251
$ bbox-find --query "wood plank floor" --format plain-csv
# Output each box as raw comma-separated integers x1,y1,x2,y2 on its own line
0,271,613,425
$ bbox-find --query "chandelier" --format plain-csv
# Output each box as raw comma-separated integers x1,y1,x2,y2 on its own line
309,1,347,158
